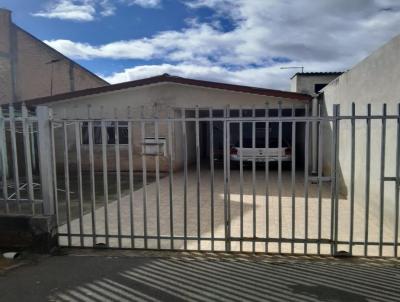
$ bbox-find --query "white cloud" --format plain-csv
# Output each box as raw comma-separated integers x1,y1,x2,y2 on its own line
33,0,162,21
123,0,161,8
101,59,348,90
32,0,97,21
99,0,115,16
45,0,400,89
101,63,293,89
45,22,237,61
44,39,158,59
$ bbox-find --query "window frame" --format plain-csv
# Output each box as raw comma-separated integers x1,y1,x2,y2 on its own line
81,121,129,145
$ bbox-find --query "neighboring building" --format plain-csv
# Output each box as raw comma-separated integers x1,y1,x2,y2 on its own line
23,74,312,172
0,8,108,105
291,72,343,95
291,72,344,176
318,33,400,229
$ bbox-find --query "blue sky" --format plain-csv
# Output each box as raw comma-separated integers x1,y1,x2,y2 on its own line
2,0,400,89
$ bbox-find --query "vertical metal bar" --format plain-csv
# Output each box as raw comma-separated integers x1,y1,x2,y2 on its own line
127,118,135,248
265,105,270,253
50,121,59,225
364,104,371,256
30,122,36,172
63,121,71,246
333,104,340,255
75,121,84,247
195,106,201,250
140,108,148,249
181,108,188,250
223,107,228,251
311,98,318,176
394,103,400,258
0,108,8,213
154,111,161,250
349,103,356,255
239,107,244,252
304,105,310,254
22,105,34,214
330,106,336,256
209,108,215,251
278,103,283,254
291,105,296,254
101,120,109,247
252,107,256,253
317,114,323,255
167,110,174,250
9,105,20,210
379,104,387,257
88,120,96,246
115,116,122,248
226,106,231,252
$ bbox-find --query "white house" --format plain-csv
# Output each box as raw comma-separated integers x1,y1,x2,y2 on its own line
24,74,312,172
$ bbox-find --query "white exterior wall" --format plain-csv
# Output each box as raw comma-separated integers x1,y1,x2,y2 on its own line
0,9,107,105
321,34,400,230
49,83,306,119
46,83,309,172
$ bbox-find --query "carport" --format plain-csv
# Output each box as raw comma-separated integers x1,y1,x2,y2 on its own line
192,107,308,170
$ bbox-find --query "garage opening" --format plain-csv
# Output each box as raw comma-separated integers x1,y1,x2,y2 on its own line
191,108,307,170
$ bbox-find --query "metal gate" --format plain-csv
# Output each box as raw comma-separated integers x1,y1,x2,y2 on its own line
1,103,399,257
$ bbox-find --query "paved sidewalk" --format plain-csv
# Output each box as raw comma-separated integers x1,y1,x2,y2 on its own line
0,249,399,302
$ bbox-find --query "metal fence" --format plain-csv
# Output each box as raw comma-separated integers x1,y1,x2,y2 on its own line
0,105,54,215
1,103,400,257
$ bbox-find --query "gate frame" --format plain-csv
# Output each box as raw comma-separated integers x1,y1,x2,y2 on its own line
1,103,396,257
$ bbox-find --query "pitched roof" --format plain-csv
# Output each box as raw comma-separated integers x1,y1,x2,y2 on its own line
24,74,312,106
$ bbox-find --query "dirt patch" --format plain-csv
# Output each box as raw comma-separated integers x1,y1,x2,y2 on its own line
0,257,16,271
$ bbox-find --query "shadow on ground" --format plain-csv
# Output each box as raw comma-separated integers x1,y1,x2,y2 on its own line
0,250,399,302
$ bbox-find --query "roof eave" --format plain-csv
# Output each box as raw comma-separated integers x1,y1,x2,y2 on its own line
22,75,312,106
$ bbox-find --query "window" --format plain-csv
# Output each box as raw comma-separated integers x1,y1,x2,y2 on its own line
314,83,327,93
81,121,129,145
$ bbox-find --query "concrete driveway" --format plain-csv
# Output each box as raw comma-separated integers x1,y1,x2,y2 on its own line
0,250,399,302
58,167,394,256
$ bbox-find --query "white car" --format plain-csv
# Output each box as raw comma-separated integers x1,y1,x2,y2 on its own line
230,138,292,163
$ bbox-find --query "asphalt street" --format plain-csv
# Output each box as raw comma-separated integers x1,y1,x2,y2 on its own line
0,250,399,302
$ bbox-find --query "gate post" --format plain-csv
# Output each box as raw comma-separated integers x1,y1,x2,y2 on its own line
37,106,55,216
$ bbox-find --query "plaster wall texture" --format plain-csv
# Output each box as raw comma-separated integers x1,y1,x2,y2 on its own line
0,9,107,105
321,34,400,233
